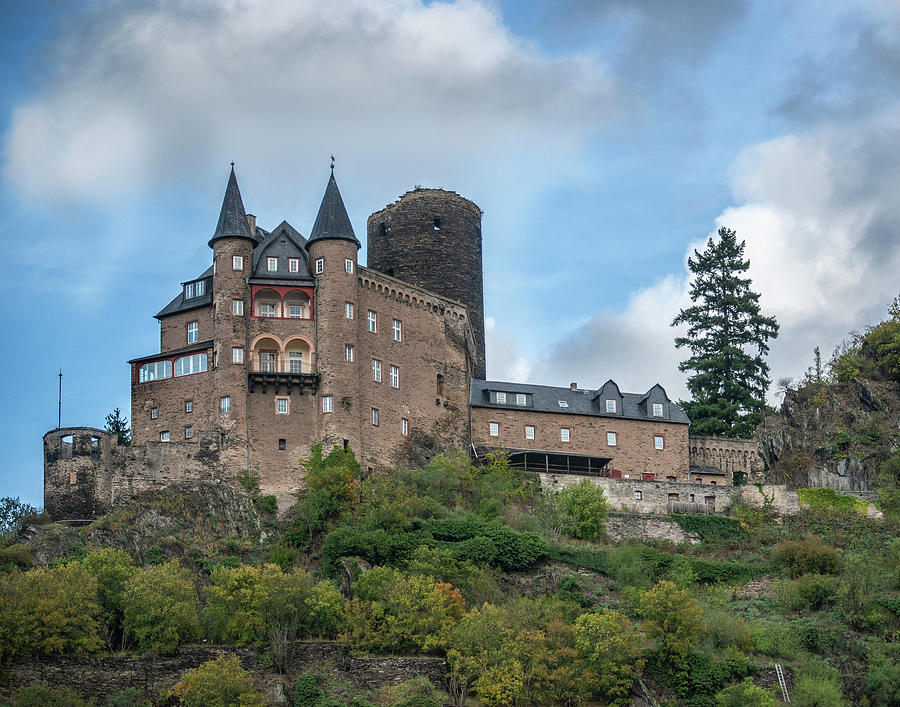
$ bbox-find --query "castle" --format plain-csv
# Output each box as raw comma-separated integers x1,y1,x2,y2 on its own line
43,167,762,519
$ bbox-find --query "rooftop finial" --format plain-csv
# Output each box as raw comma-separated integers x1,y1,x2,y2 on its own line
330,154,335,174
230,160,235,168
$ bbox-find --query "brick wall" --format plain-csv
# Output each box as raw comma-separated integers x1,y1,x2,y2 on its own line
160,306,214,352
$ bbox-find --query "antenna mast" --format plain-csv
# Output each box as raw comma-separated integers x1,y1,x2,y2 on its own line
58,369,62,430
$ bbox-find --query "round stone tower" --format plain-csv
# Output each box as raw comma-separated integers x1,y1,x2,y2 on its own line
367,189,485,379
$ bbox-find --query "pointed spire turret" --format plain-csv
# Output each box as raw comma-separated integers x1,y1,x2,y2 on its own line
307,170,360,249
208,164,256,248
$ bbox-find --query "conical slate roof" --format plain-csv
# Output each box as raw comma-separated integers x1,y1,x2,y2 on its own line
307,172,360,248
208,165,255,247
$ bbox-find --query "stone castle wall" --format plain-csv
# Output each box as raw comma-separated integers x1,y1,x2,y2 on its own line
689,435,765,481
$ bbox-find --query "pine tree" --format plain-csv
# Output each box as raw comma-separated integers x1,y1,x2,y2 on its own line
105,408,131,445
672,227,778,438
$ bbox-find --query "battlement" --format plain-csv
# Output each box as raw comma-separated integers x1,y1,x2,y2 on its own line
43,428,117,520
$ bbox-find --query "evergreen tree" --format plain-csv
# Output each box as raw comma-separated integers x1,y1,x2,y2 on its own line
104,408,131,445
672,227,778,438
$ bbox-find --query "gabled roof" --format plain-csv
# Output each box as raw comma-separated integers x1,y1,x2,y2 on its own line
470,379,690,424
250,221,314,280
208,165,256,247
155,266,213,319
307,172,360,248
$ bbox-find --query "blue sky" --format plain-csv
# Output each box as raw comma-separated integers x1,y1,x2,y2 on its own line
3,0,900,506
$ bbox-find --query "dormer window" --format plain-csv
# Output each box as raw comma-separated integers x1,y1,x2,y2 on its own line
289,258,299,273
516,393,526,406
496,392,506,404
196,280,205,296
652,403,664,417
185,283,194,299
606,399,616,413
558,400,569,408
267,257,278,272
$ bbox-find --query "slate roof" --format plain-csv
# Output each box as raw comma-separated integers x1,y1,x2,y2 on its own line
155,266,213,319
250,220,314,281
128,339,214,364
307,172,360,247
208,166,256,247
470,379,690,425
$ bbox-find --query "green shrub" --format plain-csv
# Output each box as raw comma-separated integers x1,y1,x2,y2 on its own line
773,536,841,578
749,619,802,660
639,580,706,664
122,560,200,654
704,607,752,654
715,678,775,707
865,641,900,706
267,543,298,572
645,651,752,706
254,494,278,515
143,545,165,565
672,514,744,542
798,488,867,514
777,573,838,610
792,660,845,706
171,654,264,707
11,682,93,707
79,548,138,649
555,479,609,540
574,609,645,704
102,687,144,707
0,543,32,570
292,673,323,706
791,616,839,655
380,676,447,707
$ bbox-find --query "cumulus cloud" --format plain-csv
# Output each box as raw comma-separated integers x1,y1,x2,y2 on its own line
2,0,616,206
534,106,900,399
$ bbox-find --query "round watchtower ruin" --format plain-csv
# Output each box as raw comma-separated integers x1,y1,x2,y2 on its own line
367,188,485,379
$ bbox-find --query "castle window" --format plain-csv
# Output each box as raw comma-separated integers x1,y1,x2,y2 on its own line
489,422,499,437
232,299,244,315
433,217,441,230
652,403,664,417
69,471,77,485
138,360,172,383
184,426,193,439
267,257,278,272
345,259,354,273
390,365,399,388
516,393,527,406
666,475,676,482
345,344,354,362
276,398,289,415
496,392,506,404
372,359,382,382
289,258,299,273
187,321,199,344
233,255,243,271
367,310,377,333
259,303,276,318
160,431,170,442
695,478,702,484
91,435,100,450
558,400,569,408
322,395,333,413
232,347,243,364
634,490,642,501
705,496,716,510
185,400,193,413
560,427,570,442
278,438,286,450
606,399,616,413
525,425,535,440
436,374,444,397
668,493,679,503
315,258,324,274
175,353,207,376
607,432,617,446
402,418,409,436
260,351,276,372
345,302,354,319
654,435,664,450
221,396,231,413
185,283,194,299
379,223,386,236
288,305,303,318
392,319,402,342
150,407,158,419
288,351,303,373
710,480,717,485
371,408,379,426
690,494,695,502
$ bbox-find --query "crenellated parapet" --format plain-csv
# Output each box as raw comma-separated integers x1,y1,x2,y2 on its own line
688,435,765,483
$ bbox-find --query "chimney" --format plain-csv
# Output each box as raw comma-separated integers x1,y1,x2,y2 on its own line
246,213,256,236
570,382,577,390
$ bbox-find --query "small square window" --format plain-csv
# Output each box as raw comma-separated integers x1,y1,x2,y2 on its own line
221,396,231,413
652,403,664,417
185,400,193,413
160,431,170,442
371,408,379,426
690,494,695,502
560,427,570,442
654,435,664,450
267,257,278,272
372,359,382,382
634,490,642,501
288,305,303,318
392,319,402,342
496,392,507,404
232,255,243,271
278,438,286,450
345,302,354,319
525,425,535,440
232,347,243,364
232,299,244,315
390,365,399,388
259,303,276,318
401,418,409,436
187,321,199,343
367,310,377,333
516,393,526,406
185,283,194,299
558,400,569,408
666,476,676,482
696,478,702,485
315,258,324,274
322,395,333,413
345,344,354,362
150,407,158,419
184,426,192,439
607,431,616,446
489,422,499,437
276,398,288,414
345,258,354,273
606,399,616,413
289,258,299,273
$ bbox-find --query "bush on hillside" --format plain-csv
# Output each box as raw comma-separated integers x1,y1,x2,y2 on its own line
555,479,609,540
714,678,776,707
773,536,840,578
122,560,200,654
11,683,93,707
170,654,264,707
638,580,706,665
